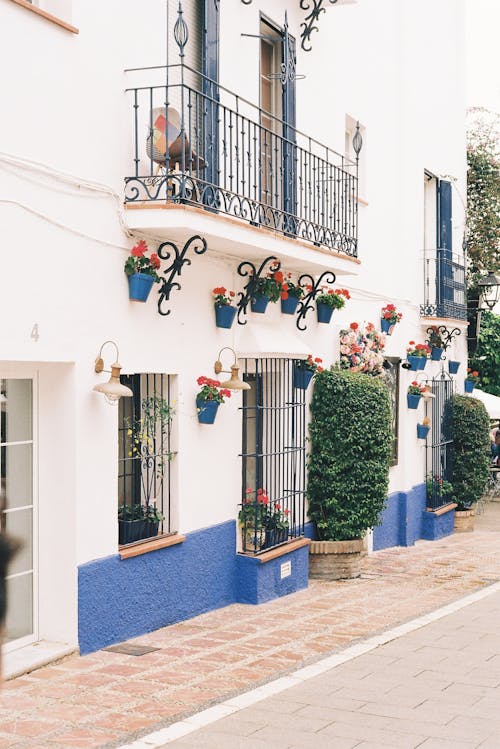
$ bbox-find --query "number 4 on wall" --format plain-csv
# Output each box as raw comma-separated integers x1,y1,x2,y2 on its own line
30,323,39,342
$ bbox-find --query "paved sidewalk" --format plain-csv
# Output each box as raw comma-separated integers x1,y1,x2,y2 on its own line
1,503,500,749
164,588,500,749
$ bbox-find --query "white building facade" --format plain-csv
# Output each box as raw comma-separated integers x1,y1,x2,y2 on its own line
0,0,468,663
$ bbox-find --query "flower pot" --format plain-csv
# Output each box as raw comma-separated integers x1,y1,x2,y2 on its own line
214,304,237,329
448,360,460,375
281,296,300,315
242,526,265,553
127,272,155,302
380,318,395,335
196,398,219,424
251,294,270,314
118,518,147,545
407,355,423,371
263,528,289,550
293,367,314,391
309,539,364,580
454,508,475,533
407,393,422,409
316,302,333,324
417,424,430,439
431,347,444,361
464,380,474,394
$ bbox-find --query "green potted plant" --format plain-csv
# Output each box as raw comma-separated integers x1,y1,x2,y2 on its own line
249,270,283,313
425,475,455,507
213,286,237,328
239,488,268,552
195,376,231,424
315,287,350,324
281,274,304,315
308,369,392,578
464,368,480,393
407,381,426,409
118,503,165,545
124,240,161,302
380,303,402,335
406,341,431,371
447,394,490,531
293,355,324,390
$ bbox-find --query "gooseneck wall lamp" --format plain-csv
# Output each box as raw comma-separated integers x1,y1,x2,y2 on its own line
93,341,133,404
213,348,251,391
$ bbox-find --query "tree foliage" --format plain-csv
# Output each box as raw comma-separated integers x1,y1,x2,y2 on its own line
307,369,392,541
447,395,490,509
473,311,500,396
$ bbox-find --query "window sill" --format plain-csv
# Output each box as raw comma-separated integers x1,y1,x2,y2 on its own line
239,536,310,564
357,196,369,206
425,502,457,516
119,533,185,559
8,0,79,33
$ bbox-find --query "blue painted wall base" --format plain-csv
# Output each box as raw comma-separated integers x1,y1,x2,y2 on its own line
421,506,456,540
235,544,309,605
373,484,428,550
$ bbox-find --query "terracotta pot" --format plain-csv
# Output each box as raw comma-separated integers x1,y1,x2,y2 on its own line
454,508,475,533
309,538,364,579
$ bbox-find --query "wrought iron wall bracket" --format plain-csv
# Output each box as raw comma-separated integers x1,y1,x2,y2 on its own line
300,0,338,52
295,270,336,330
236,256,281,325
156,234,208,316
425,325,461,353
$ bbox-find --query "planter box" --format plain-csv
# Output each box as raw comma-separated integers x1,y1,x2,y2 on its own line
309,539,364,580
454,508,475,533
118,519,159,545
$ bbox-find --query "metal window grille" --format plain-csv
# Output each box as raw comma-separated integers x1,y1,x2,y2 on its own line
384,357,401,466
425,372,455,510
118,374,175,544
239,358,306,554
421,250,467,320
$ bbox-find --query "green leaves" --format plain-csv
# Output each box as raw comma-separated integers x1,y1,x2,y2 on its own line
307,369,392,541
448,394,491,509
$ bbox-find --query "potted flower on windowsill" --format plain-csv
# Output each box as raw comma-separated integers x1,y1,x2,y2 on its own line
407,381,426,409
118,503,164,545
262,501,290,549
464,368,480,393
426,326,445,361
406,341,431,371
124,240,161,302
315,287,350,323
293,355,324,390
213,287,237,329
195,376,231,424
249,270,283,313
281,274,304,315
239,488,268,552
380,303,402,335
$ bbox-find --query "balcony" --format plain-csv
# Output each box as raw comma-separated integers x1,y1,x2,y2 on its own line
124,64,360,272
420,249,467,322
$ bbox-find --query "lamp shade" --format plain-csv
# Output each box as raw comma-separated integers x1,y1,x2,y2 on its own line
220,365,251,391
93,364,133,402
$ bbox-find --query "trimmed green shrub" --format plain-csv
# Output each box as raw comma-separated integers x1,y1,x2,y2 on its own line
307,369,392,541
448,394,490,509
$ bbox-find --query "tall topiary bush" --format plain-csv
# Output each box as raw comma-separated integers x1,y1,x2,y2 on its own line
449,394,490,509
308,369,392,541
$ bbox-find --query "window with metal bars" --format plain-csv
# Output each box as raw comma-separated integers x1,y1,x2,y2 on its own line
239,358,306,554
425,373,455,510
118,374,175,546
384,357,400,466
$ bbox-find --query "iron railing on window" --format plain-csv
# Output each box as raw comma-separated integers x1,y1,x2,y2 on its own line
239,358,307,554
425,372,455,510
125,64,359,257
421,249,467,320
118,374,175,544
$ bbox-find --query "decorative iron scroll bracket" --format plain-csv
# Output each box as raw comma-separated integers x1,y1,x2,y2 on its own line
236,256,281,325
300,0,338,52
295,270,336,331
425,325,461,353
156,234,208,316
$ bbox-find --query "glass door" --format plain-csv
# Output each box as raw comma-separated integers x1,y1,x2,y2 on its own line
1,378,37,650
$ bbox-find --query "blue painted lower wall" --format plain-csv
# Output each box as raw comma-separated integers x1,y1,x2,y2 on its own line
78,520,310,654
373,483,427,551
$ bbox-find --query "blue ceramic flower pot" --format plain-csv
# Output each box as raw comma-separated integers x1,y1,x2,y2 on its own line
214,304,237,329
293,367,314,390
381,318,394,335
196,398,219,424
128,272,155,302
316,302,333,324
407,355,425,371
448,360,460,375
464,380,474,393
431,347,444,361
251,294,270,314
417,424,430,440
407,393,422,409
281,296,300,315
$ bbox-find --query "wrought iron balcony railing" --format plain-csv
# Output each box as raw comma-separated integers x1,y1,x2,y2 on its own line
125,64,359,257
420,249,467,321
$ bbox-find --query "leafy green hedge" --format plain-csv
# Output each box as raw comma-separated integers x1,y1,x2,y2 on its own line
448,394,490,509
307,369,392,541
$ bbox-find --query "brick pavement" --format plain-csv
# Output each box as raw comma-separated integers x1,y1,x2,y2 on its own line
1,504,500,749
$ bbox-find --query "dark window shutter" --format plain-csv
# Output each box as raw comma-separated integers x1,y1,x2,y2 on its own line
281,23,297,229
202,0,219,187
437,179,453,311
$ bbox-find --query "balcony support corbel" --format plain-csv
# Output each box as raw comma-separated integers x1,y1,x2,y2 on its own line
296,270,336,331
156,234,208,316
